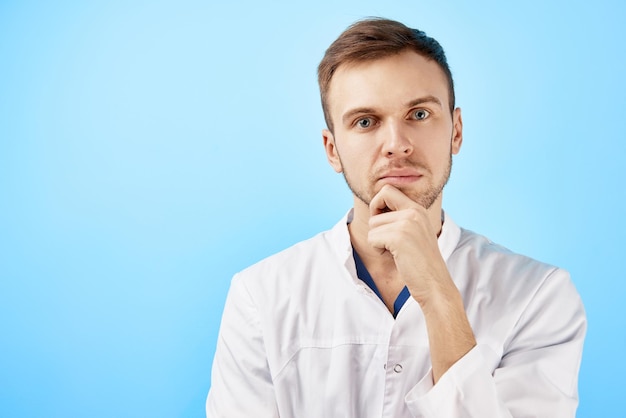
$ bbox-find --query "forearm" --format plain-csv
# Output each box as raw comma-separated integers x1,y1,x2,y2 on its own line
418,275,476,384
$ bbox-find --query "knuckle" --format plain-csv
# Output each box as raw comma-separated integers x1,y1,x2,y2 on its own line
407,207,421,218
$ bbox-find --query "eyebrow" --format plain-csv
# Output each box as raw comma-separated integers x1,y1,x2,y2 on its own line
406,95,443,109
341,95,444,125
342,107,377,125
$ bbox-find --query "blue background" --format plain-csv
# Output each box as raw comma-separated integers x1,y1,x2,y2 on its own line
1,1,624,416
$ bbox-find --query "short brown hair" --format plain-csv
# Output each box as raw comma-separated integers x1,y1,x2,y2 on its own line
317,17,455,132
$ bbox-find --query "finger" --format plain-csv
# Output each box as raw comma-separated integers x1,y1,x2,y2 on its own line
368,208,405,229
369,185,414,217
367,222,398,253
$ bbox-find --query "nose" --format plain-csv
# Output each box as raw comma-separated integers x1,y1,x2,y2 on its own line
381,122,413,157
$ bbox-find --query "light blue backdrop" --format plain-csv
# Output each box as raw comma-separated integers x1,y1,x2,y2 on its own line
1,1,624,416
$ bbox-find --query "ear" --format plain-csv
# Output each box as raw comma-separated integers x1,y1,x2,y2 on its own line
322,129,343,173
451,107,463,155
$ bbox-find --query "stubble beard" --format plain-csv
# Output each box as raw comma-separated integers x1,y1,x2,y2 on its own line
341,152,453,211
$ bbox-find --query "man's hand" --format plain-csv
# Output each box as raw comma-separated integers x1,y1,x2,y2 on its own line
368,184,450,304
368,184,476,383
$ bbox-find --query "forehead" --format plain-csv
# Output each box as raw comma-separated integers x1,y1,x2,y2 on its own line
327,50,450,118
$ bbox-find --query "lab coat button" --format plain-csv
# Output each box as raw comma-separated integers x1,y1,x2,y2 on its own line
393,364,403,373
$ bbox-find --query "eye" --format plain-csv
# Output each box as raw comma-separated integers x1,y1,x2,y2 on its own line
357,117,373,129
412,109,430,120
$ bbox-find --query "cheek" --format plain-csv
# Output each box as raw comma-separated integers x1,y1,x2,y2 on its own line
413,139,452,170
339,139,374,165
422,125,453,151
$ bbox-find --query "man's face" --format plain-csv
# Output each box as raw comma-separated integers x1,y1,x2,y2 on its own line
323,50,463,210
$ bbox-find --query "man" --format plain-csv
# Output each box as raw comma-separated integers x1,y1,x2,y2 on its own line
206,18,586,417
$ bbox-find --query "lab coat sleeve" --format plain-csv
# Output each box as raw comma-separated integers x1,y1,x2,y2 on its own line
404,268,586,417
206,274,279,418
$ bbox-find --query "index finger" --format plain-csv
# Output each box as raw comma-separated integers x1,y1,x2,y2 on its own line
369,185,414,217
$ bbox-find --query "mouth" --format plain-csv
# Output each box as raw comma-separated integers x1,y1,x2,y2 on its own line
378,169,423,185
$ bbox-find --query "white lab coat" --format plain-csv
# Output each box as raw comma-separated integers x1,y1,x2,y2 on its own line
207,211,586,417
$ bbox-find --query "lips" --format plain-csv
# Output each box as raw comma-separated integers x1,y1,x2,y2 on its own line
375,167,424,186
379,168,422,178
